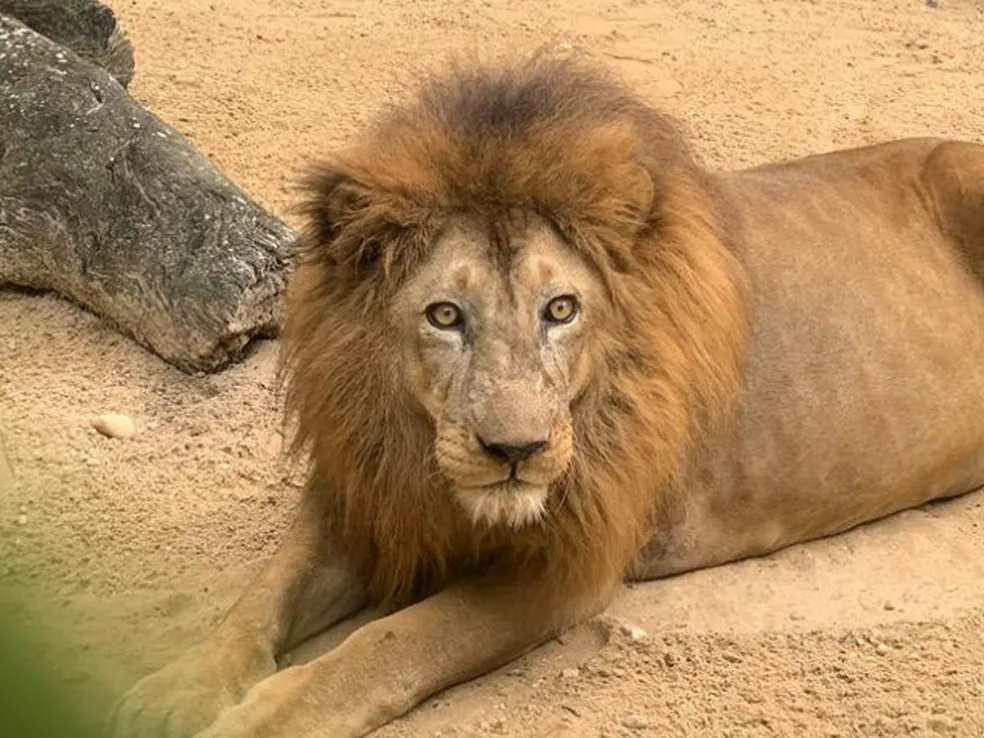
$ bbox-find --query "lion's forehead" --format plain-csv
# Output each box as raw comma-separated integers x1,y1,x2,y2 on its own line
403,217,599,308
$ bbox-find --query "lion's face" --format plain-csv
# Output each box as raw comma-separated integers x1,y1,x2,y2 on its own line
390,216,607,528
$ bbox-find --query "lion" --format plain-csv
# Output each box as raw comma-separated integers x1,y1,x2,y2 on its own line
109,52,984,738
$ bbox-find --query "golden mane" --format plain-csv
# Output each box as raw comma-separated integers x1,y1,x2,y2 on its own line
281,53,750,608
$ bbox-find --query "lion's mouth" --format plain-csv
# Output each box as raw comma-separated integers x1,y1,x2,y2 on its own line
482,463,524,486
450,460,553,492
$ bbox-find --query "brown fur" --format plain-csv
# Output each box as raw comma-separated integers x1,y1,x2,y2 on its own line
281,53,749,608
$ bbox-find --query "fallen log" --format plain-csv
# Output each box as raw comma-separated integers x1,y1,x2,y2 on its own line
0,14,294,374
0,0,134,87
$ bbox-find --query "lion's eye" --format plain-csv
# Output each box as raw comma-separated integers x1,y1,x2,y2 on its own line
426,302,464,329
543,295,579,325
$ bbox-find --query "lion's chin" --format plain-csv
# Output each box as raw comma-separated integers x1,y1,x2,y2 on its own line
454,481,549,529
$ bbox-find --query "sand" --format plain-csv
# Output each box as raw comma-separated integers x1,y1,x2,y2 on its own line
1,0,984,736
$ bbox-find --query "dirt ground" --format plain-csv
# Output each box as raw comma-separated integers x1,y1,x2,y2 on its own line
2,0,984,736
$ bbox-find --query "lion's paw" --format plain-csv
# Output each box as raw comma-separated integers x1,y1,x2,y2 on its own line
108,641,276,738
192,665,326,738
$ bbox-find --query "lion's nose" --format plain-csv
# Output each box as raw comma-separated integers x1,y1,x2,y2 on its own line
478,437,548,465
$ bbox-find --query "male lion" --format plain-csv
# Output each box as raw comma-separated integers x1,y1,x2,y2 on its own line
111,53,984,737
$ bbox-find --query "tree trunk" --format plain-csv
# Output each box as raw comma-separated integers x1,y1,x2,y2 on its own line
0,0,135,87
0,14,295,374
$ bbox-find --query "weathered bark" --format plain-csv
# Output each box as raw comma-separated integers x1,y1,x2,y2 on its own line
0,0,134,87
0,14,295,374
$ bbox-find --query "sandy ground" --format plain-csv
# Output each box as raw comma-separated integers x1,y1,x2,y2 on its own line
2,0,984,736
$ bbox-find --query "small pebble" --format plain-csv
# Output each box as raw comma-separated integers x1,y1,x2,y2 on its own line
663,650,678,667
722,650,743,663
619,622,649,643
560,667,580,680
875,643,889,656
90,413,136,439
622,714,650,730
16,514,27,526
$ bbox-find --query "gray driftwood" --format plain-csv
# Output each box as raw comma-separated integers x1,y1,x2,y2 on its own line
0,14,294,373
0,0,134,86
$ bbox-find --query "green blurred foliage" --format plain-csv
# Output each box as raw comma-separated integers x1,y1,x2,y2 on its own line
0,602,109,738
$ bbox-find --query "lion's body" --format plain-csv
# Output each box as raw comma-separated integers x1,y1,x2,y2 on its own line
111,57,984,738
637,138,984,579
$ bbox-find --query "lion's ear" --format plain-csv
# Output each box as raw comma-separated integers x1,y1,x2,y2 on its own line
297,165,415,279
299,166,372,257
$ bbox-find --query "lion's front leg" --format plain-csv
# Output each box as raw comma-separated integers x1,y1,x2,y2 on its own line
110,487,367,738
193,573,611,738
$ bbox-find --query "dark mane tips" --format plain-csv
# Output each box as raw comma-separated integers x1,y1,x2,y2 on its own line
416,53,630,136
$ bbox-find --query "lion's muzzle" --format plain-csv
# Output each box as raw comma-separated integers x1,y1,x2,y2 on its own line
435,416,574,527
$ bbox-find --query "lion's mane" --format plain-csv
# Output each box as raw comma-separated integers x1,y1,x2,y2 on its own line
281,52,749,608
